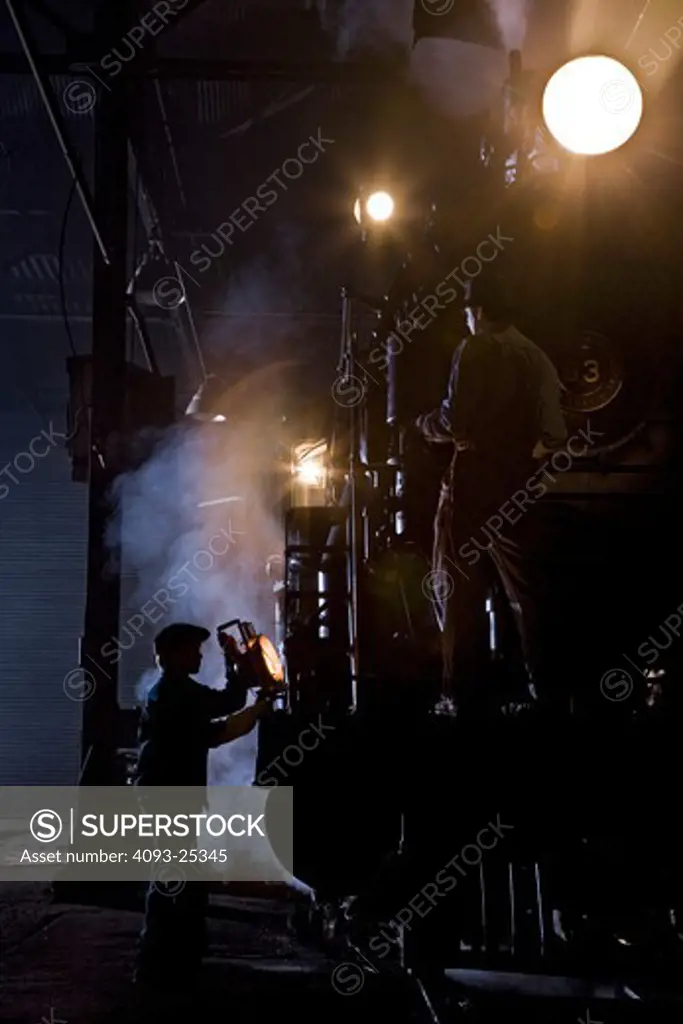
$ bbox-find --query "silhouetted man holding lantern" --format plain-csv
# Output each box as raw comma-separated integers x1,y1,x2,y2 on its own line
133,622,275,986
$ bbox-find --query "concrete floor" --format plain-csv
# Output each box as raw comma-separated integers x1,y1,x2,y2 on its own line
0,883,418,1024
0,884,679,1024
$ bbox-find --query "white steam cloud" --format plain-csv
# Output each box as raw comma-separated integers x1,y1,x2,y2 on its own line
318,0,413,56
108,392,286,785
320,0,534,117
322,0,532,53
485,0,532,51
321,0,532,117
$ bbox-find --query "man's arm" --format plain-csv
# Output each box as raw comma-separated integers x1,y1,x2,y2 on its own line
532,347,567,454
195,676,249,719
207,697,270,748
417,338,484,445
506,330,567,451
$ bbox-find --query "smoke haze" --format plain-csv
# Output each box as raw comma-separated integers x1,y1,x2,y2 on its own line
108,392,286,785
319,0,413,56
485,0,532,50
323,0,535,117
325,0,533,54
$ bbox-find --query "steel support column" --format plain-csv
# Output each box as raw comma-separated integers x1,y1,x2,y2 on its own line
79,3,131,784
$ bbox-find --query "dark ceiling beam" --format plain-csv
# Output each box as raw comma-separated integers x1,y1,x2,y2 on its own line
24,0,84,40
0,54,406,81
143,0,213,36
3,0,109,263
23,0,212,47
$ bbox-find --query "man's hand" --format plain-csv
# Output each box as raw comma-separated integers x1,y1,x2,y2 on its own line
533,440,560,460
414,412,464,447
256,683,284,707
220,634,242,675
254,694,273,716
219,633,240,656
412,414,438,444
208,697,271,747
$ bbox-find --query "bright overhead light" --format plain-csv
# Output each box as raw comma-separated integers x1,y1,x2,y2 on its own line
366,190,395,222
542,55,643,156
353,190,396,225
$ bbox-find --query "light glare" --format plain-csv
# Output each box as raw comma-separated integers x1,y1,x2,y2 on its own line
295,458,326,487
259,635,284,684
366,191,395,222
543,55,643,156
293,440,327,488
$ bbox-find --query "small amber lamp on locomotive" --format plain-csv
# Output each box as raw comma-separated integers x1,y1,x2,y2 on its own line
291,440,328,508
353,189,396,227
217,619,285,696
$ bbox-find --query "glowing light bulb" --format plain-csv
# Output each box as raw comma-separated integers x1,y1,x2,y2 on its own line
295,458,325,486
365,190,395,222
543,55,643,156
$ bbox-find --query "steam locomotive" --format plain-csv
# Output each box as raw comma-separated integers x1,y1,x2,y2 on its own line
254,54,683,997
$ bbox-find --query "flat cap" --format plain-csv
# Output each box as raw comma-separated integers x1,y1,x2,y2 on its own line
154,622,211,653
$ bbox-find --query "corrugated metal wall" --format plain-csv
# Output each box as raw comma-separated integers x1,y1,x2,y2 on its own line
0,324,87,785
0,58,94,783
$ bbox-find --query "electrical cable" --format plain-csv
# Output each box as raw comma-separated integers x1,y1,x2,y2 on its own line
58,175,78,357
625,0,652,51
58,174,89,458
